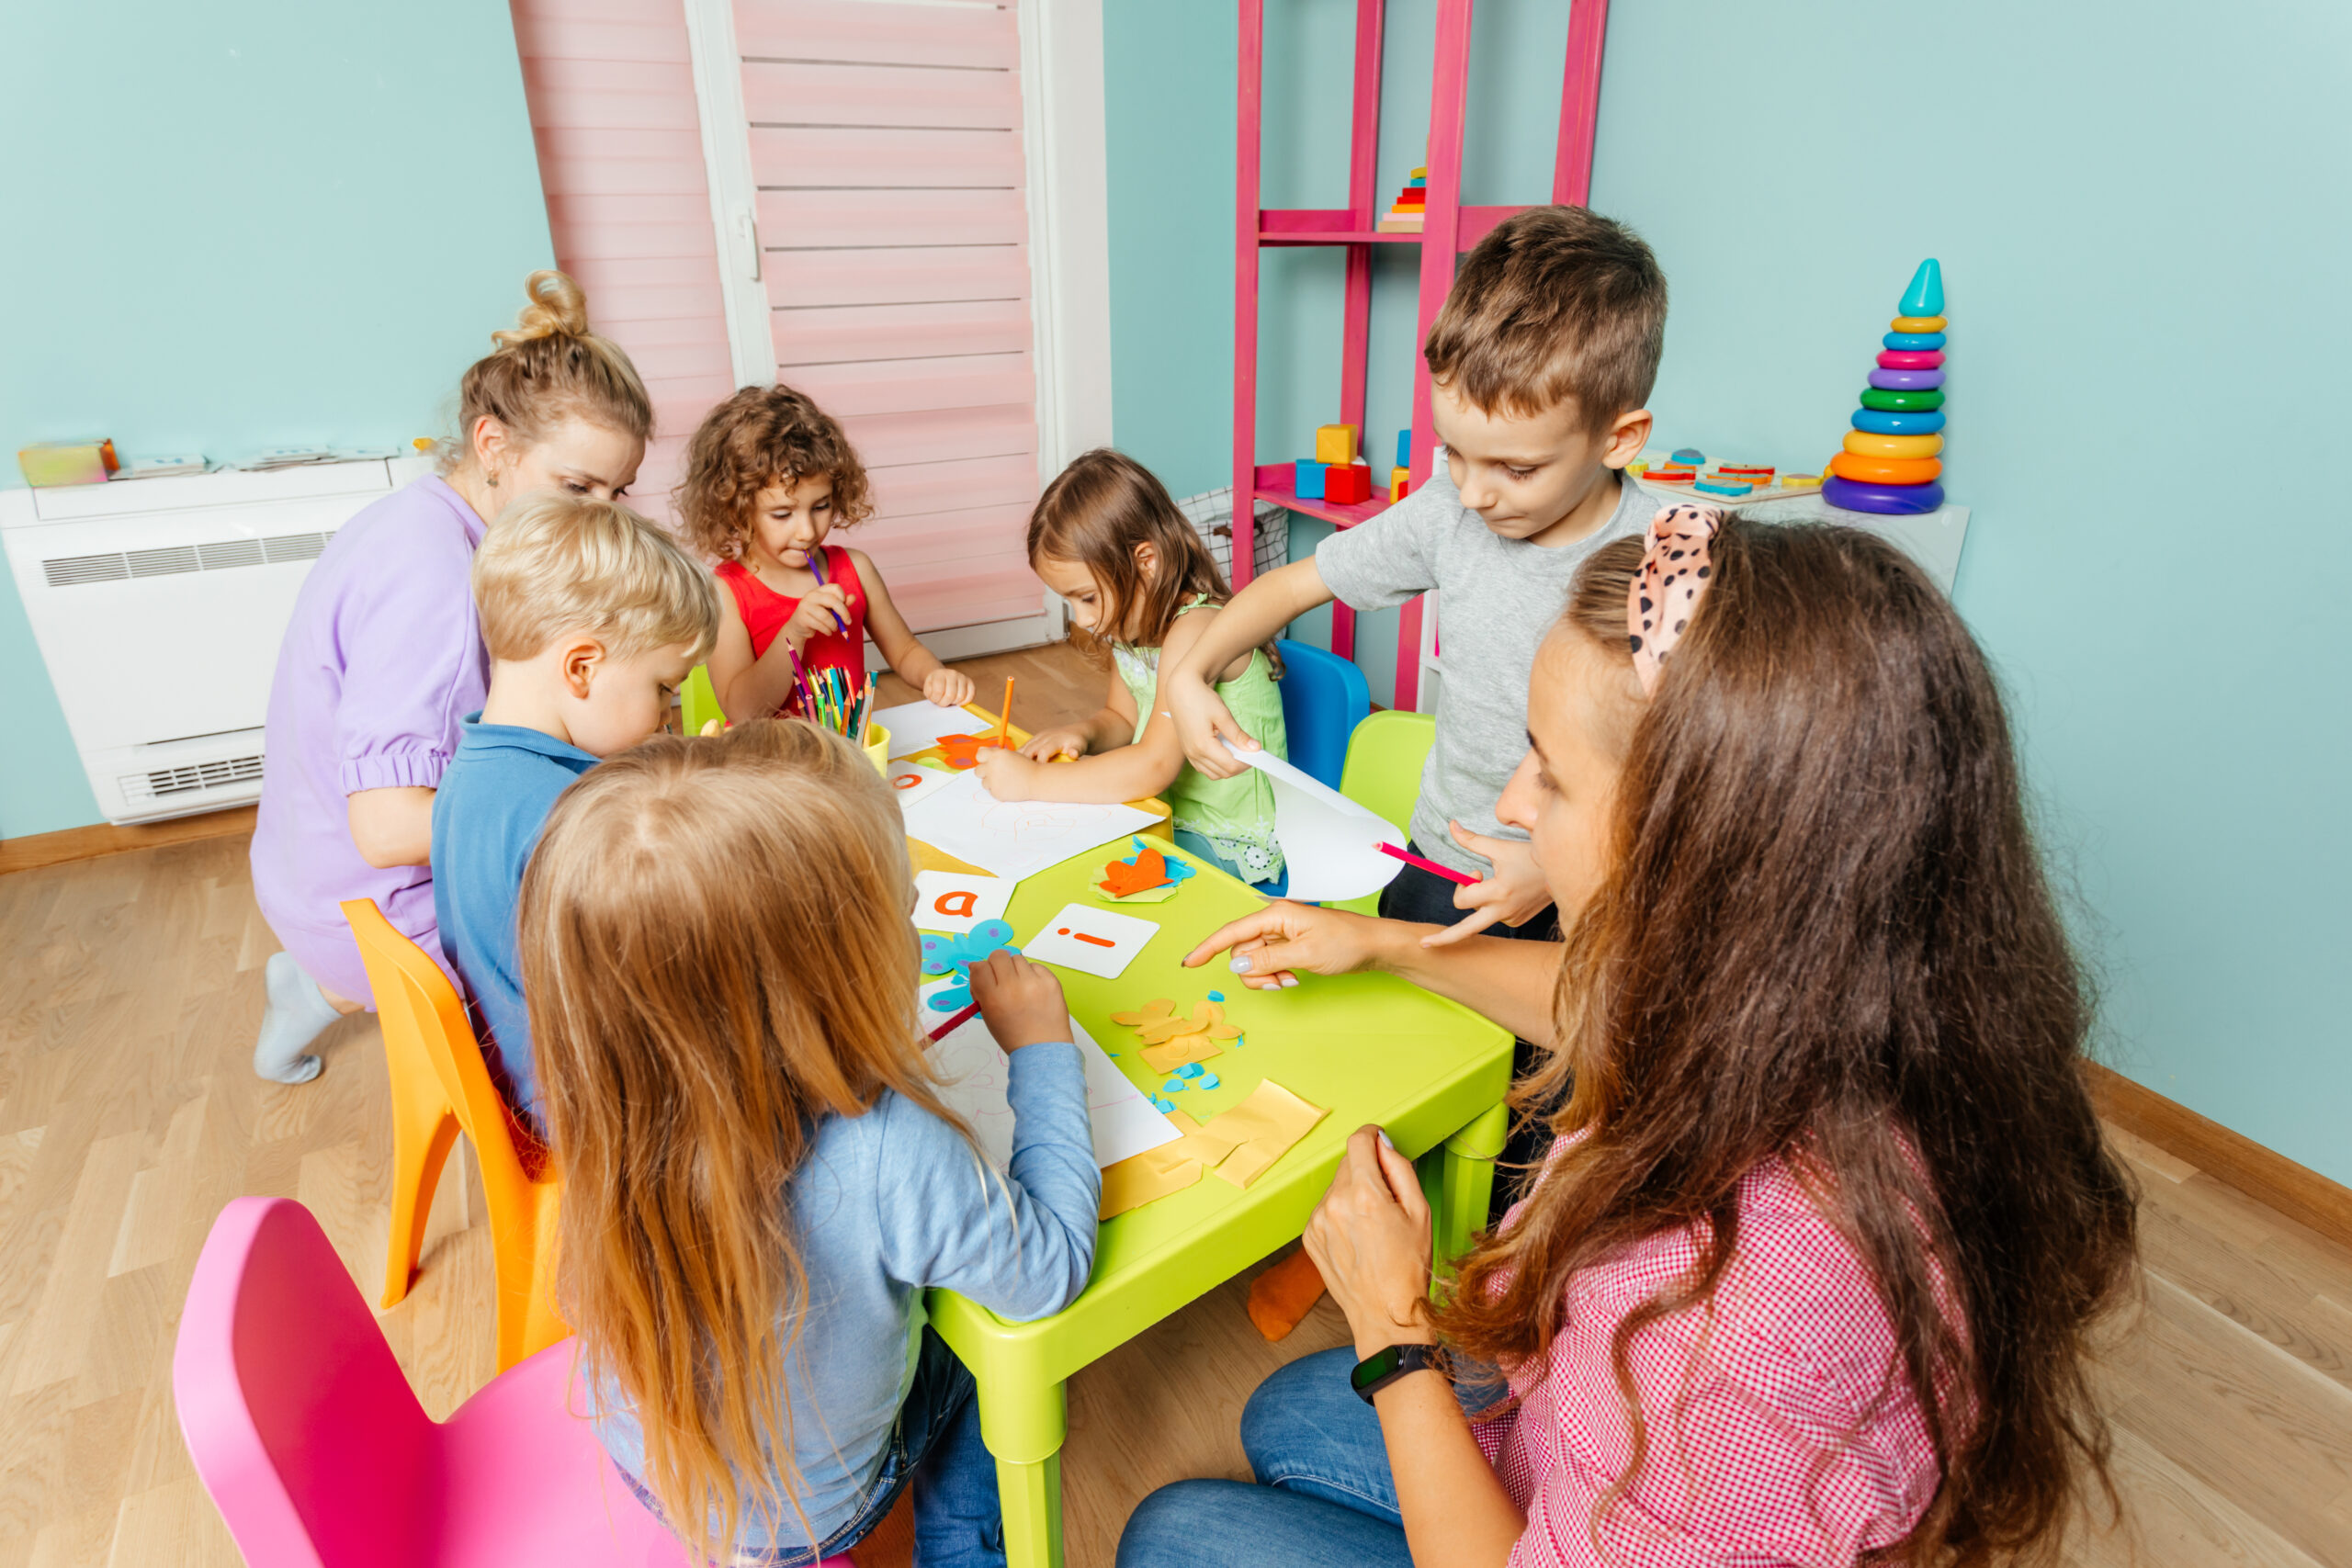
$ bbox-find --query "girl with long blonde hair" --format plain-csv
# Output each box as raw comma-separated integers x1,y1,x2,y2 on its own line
520,720,1099,1565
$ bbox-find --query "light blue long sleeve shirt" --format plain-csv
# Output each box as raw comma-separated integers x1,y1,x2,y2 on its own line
593,1039,1101,1551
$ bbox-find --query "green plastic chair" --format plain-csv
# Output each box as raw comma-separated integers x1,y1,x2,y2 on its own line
1334,709,1437,916
680,664,725,735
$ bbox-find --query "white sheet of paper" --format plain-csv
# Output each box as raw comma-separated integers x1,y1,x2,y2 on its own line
1021,903,1161,980
886,762,958,811
1225,742,1406,902
875,700,987,759
900,770,1159,882
912,871,1013,933
920,977,1181,1172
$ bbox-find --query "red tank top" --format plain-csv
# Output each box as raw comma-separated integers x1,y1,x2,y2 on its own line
715,547,867,717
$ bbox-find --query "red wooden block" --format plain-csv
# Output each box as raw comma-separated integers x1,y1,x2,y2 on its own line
1323,462,1371,504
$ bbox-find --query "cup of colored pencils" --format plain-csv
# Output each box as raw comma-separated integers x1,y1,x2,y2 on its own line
797,667,887,777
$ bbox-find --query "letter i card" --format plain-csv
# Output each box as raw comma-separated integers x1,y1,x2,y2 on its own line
1023,903,1159,979
912,871,1013,934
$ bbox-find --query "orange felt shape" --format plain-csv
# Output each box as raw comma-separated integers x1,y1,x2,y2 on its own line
930,732,1014,770
1246,1247,1329,1341
1828,452,1942,486
1099,846,1173,897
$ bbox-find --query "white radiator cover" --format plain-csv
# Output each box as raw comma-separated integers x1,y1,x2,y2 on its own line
2,457,432,825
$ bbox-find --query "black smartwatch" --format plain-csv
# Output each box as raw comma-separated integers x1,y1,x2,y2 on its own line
1351,1343,1442,1404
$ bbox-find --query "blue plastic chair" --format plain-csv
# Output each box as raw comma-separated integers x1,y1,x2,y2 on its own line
1273,639,1371,790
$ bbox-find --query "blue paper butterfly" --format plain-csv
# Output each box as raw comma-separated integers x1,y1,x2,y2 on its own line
921,919,1018,1011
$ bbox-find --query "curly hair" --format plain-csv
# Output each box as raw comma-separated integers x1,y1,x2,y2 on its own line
673,385,875,562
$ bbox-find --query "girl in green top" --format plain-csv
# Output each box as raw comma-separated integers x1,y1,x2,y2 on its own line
975,449,1289,885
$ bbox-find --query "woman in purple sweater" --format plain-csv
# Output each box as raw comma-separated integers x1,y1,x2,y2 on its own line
247,270,654,1082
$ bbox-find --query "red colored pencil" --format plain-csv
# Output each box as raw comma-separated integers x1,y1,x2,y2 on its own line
926,1000,981,1041
1378,840,1479,886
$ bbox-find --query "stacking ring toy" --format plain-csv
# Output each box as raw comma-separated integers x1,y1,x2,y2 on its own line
1851,408,1946,436
1882,331,1946,352
1877,349,1944,369
1889,315,1946,333
1693,479,1752,496
1823,476,1945,515
1869,367,1944,390
1830,452,1941,485
1842,431,1942,459
1860,387,1943,412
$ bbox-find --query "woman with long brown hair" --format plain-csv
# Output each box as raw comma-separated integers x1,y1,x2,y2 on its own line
520,721,1099,1566
1120,510,2136,1566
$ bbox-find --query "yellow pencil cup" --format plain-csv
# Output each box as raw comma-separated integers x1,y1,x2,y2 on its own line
863,724,889,777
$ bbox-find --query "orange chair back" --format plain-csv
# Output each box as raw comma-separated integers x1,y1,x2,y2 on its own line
341,897,568,1370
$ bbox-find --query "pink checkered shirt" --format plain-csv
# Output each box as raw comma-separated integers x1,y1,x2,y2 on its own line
1469,1153,1945,1566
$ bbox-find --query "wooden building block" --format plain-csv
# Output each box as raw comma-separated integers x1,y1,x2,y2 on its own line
1314,424,1359,466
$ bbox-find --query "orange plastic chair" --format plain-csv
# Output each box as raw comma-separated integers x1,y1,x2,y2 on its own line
342,897,567,1371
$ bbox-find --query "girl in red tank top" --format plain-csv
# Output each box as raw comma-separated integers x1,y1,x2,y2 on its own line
680,386,976,722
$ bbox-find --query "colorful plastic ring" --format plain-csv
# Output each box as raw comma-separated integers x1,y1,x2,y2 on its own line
1843,431,1942,459
1877,349,1945,369
1822,476,1945,514
1883,331,1947,352
1693,479,1752,496
1830,452,1941,485
1860,387,1943,412
1669,447,1705,464
1850,408,1946,436
1889,315,1947,333
1717,465,1775,476
1869,367,1945,390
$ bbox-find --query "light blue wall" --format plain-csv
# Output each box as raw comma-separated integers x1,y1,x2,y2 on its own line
0,0,552,838
1103,0,2352,1183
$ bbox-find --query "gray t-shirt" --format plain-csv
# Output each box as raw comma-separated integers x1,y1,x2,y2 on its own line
1317,460,1650,876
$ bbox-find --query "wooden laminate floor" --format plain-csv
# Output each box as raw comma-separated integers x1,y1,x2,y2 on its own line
2,640,2347,1567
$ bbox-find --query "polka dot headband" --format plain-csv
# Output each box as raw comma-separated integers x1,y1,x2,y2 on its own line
1626,504,1725,694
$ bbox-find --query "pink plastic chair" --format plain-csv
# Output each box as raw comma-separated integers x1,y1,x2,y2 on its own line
174,1196,852,1567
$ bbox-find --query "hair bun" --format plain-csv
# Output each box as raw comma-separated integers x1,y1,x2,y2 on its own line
492,269,592,348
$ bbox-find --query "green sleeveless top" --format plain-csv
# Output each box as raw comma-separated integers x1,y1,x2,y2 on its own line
1112,596,1287,883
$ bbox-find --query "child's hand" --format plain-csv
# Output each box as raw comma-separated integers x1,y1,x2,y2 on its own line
1021,726,1089,762
1169,671,1257,779
972,745,1041,800
1419,826,1555,947
923,667,976,707
783,583,854,649
967,950,1071,1052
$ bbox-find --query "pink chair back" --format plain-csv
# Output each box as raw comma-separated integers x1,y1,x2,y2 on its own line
174,1198,861,1568
173,1196,435,1567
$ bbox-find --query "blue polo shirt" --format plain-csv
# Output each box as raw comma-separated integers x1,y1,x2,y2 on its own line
428,716,598,1131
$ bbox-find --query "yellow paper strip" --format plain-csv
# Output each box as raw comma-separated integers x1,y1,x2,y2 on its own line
1207,1079,1331,1189
1100,1156,1203,1218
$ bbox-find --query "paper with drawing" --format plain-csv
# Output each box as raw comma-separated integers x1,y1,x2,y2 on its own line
920,977,1181,1172
1224,742,1405,901
900,770,1159,882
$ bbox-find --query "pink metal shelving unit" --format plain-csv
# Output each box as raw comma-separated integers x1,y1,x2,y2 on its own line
1230,0,1611,709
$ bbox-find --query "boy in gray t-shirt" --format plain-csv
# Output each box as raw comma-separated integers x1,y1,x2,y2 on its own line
1168,206,1669,943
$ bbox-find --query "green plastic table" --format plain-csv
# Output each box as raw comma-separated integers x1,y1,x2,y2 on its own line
924,833,1513,1568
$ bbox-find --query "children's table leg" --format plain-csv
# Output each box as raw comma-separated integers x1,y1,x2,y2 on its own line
977,1373,1069,1568
1433,1101,1510,1275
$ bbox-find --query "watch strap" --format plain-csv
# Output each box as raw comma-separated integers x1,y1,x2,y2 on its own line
1351,1342,1442,1404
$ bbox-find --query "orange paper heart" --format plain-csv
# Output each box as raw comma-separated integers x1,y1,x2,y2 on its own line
1099,845,1172,898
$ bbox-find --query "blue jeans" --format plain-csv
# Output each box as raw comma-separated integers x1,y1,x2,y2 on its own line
1118,1347,1468,1568
620,1328,1004,1567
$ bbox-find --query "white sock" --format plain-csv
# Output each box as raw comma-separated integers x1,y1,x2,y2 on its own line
254,951,340,1084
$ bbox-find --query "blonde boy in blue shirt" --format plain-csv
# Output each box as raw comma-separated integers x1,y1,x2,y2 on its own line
430,494,718,1130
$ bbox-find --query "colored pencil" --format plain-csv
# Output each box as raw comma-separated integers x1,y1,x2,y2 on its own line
806,546,848,634
1378,840,1480,886
998,677,1015,747
926,1000,981,1041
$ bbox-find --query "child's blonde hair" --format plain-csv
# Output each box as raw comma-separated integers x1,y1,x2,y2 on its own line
520,721,974,1562
471,495,719,664
1026,448,1279,672
445,270,654,468
673,384,874,562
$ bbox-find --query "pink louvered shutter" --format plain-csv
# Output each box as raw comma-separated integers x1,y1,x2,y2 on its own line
731,0,1046,633
509,0,741,524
